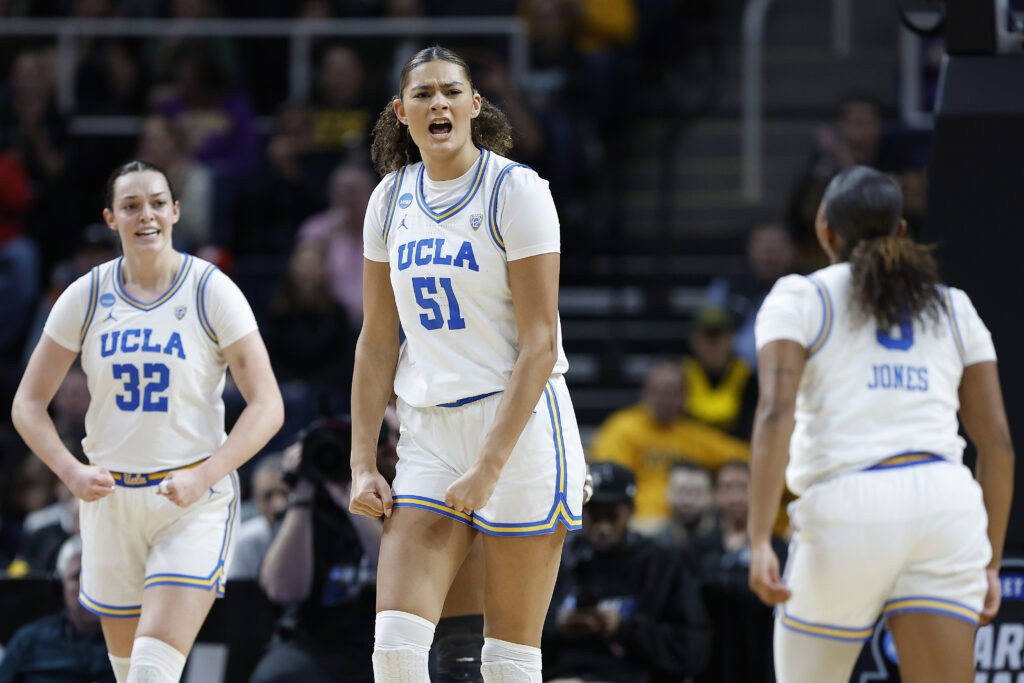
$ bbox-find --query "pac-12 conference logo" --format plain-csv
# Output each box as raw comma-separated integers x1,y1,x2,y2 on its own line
398,193,413,209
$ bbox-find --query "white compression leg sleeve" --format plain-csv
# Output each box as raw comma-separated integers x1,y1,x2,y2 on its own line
125,636,187,683
773,615,863,683
372,610,435,682
480,637,542,683
108,653,131,683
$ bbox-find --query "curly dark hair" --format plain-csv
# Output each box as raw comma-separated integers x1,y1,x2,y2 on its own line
369,45,513,177
823,166,942,329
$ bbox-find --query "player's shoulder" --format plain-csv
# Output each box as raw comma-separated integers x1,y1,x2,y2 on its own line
486,153,549,199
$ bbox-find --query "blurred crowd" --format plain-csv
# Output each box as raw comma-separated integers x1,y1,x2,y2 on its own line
0,1,933,681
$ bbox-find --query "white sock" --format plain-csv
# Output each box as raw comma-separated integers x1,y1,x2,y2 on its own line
372,610,435,682
480,637,542,683
108,653,131,683
126,636,187,683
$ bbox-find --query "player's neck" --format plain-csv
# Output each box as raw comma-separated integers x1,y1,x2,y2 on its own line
121,250,183,297
421,144,480,182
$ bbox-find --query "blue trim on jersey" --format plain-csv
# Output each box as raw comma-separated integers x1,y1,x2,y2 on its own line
805,276,833,357
779,607,875,642
196,264,219,344
487,163,530,253
79,266,100,343
882,596,978,626
382,167,407,244
940,286,967,364
78,581,142,618
392,380,581,535
865,451,945,471
113,253,194,311
143,472,238,596
437,391,501,408
415,149,489,224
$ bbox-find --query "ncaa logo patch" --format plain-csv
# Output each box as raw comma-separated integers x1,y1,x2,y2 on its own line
470,214,483,230
100,293,115,307
398,193,413,209
174,305,187,320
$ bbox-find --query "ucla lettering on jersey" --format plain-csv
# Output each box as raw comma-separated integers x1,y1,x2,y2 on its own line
364,148,568,407
755,263,996,495
42,254,258,473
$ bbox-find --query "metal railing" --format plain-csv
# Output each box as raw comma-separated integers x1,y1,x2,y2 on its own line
0,17,529,136
741,0,853,203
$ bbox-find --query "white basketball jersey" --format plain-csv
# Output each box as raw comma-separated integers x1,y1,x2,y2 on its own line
755,262,996,495
364,149,569,407
44,254,258,472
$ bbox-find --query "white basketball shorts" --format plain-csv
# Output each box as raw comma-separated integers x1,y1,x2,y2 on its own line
78,466,240,618
779,456,990,641
393,375,586,536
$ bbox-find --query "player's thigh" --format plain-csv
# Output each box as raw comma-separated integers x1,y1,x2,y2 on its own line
135,584,217,654
482,525,567,647
377,505,478,623
442,535,485,618
887,612,976,683
101,616,140,657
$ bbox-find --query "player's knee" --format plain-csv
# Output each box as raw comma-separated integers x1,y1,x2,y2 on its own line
373,610,435,682
125,636,187,683
480,637,542,683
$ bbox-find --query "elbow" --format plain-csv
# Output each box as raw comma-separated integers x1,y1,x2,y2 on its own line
520,332,559,373
754,399,794,428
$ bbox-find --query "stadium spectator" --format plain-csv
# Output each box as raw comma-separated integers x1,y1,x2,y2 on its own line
155,39,260,176
651,462,716,550
543,461,710,682
589,362,748,530
250,421,380,683
296,163,376,325
309,44,376,157
706,221,797,368
0,149,39,376
72,0,144,116
136,113,214,250
682,305,757,440
7,489,78,577
229,452,288,580
691,461,784,683
0,535,115,683
231,103,323,256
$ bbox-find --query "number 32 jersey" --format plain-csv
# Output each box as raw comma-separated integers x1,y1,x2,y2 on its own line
754,262,996,495
364,149,569,407
44,254,258,472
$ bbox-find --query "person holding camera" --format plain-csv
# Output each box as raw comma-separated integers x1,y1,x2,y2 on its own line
248,417,383,683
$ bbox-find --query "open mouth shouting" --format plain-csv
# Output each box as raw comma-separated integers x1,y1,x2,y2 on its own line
135,227,160,240
429,118,453,140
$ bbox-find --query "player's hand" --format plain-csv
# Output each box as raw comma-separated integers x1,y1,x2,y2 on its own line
749,539,791,606
157,468,210,508
444,459,500,514
979,567,1002,625
349,466,393,519
66,462,116,502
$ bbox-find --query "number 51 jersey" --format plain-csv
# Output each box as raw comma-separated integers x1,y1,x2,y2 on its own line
43,254,258,473
364,149,570,408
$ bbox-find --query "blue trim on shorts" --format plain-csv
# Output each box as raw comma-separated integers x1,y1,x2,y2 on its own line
778,607,876,642
882,595,979,626
437,391,501,408
143,473,239,597
865,451,945,471
394,380,581,535
78,580,142,618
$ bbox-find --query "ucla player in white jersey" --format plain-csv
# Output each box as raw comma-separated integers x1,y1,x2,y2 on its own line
11,161,284,683
347,46,586,682
747,166,1014,682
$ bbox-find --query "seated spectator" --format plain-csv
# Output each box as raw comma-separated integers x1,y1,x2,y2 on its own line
249,420,380,683
706,221,796,368
309,44,376,157
231,103,323,256
7,490,78,578
155,39,260,177
0,149,39,373
682,306,757,440
690,461,786,683
543,462,710,682
651,462,716,550
0,535,114,683
589,362,748,530
136,113,214,250
229,453,288,581
296,163,376,325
